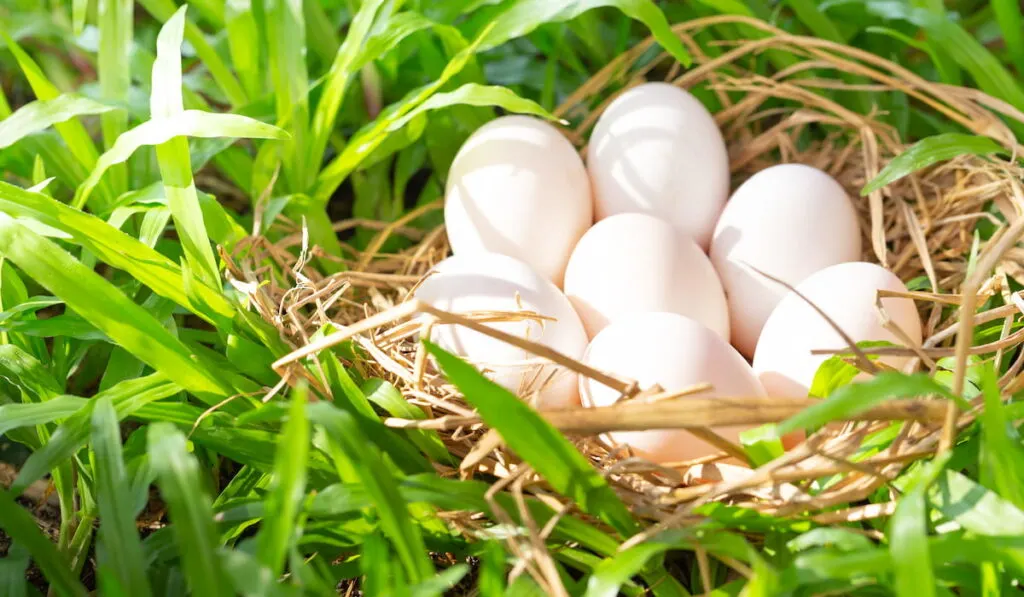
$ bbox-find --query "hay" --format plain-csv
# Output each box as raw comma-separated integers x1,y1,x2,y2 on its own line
233,13,1024,565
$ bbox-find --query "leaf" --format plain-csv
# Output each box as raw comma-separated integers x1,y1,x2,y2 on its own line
424,341,637,537
265,0,311,191
992,0,1024,76
977,363,1024,510
479,0,691,67
0,543,30,597
148,423,232,596
777,372,960,435
862,133,1007,195
739,424,784,467
361,378,451,463
309,404,435,583
889,453,951,597
13,374,181,494
92,396,153,597
0,94,118,150
0,488,88,597
255,388,309,577
808,356,862,399
0,344,61,399
97,0,133,195
0,395,86,436
786,528,875,553
75,110,288,210
411,565,470,597
0,181,235,327
930,470,1024,538
0,214,231,401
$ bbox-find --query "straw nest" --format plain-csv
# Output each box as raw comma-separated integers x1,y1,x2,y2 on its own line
232,16,1024,539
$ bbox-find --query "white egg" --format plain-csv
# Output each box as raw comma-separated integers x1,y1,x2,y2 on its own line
580,312,766,464
753,262,923,397
563,213,729,339
587,82,729,250
445,115,593,286
710,164,862,358
414,252,588,408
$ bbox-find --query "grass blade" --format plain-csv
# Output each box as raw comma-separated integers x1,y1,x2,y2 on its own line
479,0,690,66
225,0,261,98
977,363,1024,510
929,470,1024,538
13,374,180,493
424,341,638,537
255,388,309,577
992,0,1024,76
0,181,235,327
92,396,153,597
265,0,311,191
309,403,436,584
137,0,248,106
889,453,951,597
0,395,86,436
0,94,117,150
98,0,133,196
0,489,88,597
777,372,962,435
0,214,231,400
148,423,232,596
862,133,1007,195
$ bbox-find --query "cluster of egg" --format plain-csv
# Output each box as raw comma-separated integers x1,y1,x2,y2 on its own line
416,82,923,465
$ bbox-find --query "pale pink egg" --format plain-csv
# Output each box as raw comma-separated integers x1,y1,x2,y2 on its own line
563,213,728,340
710,164,862,358
587,82,729,250
753,262,923,397
580,312,765,464
445,115,592,287
414,253,588,409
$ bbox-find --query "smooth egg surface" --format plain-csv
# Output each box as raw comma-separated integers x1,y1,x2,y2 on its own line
587,82,729,250
414,253,588,408
444,115,592,286
563,213,729,339
580,312,766,464
710,163,862,358
752,261,923,397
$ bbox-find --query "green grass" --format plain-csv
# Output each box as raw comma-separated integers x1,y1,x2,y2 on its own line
0,0,1023,595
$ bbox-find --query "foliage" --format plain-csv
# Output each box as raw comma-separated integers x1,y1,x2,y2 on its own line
1,0,1023,595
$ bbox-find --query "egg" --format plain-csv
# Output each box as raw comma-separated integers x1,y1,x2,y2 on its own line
710,164,862,358
563,213,729,339
444,115,592,286
752,262,923,397
414,252,588,408
586,82,729,250
580,312,766,464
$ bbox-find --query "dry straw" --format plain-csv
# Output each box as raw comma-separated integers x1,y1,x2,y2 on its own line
237,14,1024,561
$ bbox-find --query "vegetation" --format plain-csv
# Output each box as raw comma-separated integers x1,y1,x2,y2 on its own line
1,0,1024,595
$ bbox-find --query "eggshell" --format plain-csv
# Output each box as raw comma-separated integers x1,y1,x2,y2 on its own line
445,115,592,286
563,213,729,339
752,262,923,397
580,312,766,464
414,252,588,408
587,82,729,250
710,164,862,358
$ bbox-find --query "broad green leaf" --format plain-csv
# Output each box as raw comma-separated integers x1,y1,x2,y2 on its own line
930,470,1024,538
310,404,436,583
315,81,556,201
74,110,288,210
0,344,61,400
0,181,234,327
862,133,1007,195
778,372,960,435
306,0,387,177
977,363,1024,510
13,374,180,493
0,395,85,436
265,0,311,190
92,397,153,597
479,0,691,67
136,0,248,106
0,214,231,400
148,423,232,596
993,0,1024,76
0,543,30,597
889,453,951,597
224,0,261,98
255,389,309,577
0,488,88,597
424,341,637,537
0,94,117,149
98,0,133,195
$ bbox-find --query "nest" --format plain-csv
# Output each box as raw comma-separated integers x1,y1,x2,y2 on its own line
232,15,1024,557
